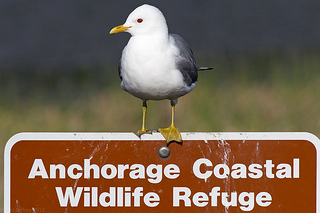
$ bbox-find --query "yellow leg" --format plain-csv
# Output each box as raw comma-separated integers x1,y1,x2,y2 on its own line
159,100,182,143
136,101,151,137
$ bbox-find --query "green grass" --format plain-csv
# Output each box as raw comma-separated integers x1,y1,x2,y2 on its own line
1,49,320,210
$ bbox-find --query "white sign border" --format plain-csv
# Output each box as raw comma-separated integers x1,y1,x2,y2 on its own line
4,132,320,212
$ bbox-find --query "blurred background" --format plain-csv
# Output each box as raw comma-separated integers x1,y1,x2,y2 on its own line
1,0,320,209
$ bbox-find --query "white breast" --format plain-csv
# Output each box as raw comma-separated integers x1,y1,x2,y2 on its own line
120,35,194,101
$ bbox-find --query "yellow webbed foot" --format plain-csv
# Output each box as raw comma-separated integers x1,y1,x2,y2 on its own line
159,124,182,144
135,129,152,138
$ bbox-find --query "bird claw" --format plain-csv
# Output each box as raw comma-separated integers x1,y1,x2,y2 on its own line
159,125,182,144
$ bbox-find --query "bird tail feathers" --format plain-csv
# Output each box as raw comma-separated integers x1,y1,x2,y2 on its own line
197,67,213,71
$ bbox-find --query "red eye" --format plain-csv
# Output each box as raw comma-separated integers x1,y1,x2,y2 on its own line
137,18,143,23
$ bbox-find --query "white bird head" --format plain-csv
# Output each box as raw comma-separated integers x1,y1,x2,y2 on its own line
110,4,168,37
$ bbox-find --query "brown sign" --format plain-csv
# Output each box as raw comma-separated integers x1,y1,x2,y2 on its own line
4,132,320,212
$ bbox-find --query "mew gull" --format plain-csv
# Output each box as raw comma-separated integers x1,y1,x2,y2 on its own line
110,4,211,143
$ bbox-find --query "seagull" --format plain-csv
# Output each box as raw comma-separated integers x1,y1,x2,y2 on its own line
110,4,211,143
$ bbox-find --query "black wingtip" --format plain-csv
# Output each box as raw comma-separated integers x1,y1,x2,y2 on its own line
197,67,213,71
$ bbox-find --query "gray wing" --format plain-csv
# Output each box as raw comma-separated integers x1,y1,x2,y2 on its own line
170,34,198,86
118,59,122,81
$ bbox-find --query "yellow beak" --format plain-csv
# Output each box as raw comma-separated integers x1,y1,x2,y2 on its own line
109,25,131,34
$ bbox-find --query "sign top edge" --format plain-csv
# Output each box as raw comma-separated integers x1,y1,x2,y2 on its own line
5,131,320,147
